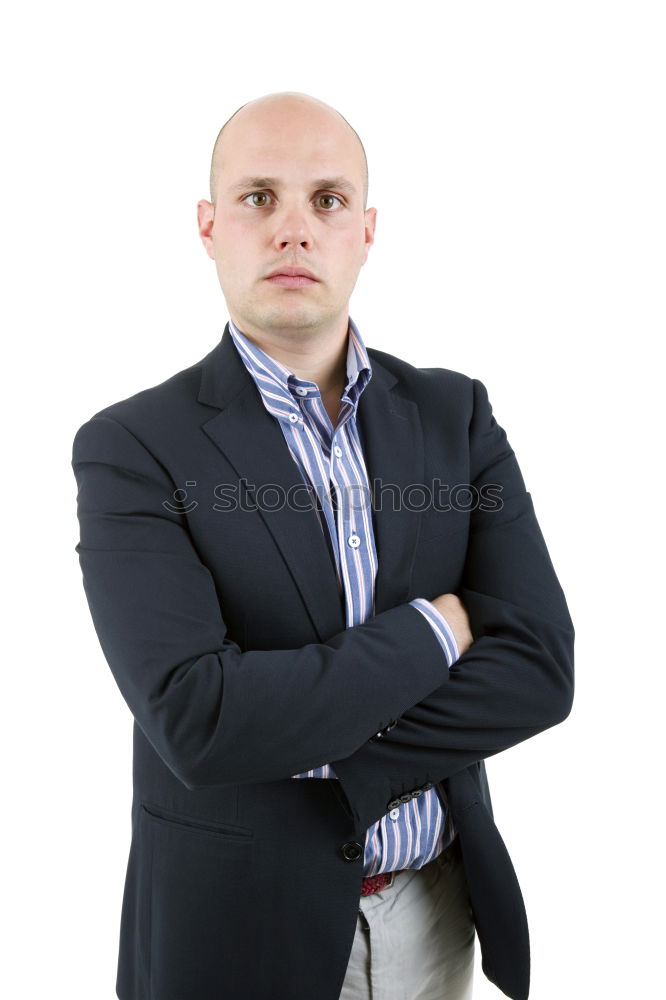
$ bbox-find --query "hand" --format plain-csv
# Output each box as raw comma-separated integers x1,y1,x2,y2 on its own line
430,592,473,657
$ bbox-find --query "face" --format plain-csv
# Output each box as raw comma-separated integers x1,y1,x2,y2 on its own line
197,99,376,345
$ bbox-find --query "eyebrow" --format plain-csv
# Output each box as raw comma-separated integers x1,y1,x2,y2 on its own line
229,175,357,196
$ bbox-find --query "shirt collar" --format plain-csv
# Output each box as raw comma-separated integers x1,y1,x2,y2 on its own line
227,316,373,415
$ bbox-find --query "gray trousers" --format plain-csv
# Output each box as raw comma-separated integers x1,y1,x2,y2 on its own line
339,836,475,999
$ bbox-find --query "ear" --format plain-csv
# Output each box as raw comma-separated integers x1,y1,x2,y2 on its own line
361,206,377,263
196,200,216,260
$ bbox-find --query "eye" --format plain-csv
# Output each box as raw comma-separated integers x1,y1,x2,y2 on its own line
317,193,343,211
241,191,343,211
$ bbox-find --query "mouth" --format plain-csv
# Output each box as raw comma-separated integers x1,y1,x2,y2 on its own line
264,274,318,288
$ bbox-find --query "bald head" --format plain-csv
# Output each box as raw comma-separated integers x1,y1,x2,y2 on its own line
209,91,368,210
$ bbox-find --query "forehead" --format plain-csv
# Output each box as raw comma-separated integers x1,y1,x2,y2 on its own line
219,109,360,175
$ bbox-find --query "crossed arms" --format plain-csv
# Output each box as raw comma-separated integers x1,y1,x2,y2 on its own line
71,377,574,812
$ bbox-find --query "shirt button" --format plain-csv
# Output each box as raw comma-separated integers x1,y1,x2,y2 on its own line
295,386,308,396
389,808,400,821
347,534,361,548
288,413,299,423
333,445,342,457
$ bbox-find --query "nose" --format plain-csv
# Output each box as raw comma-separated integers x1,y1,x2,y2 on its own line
271,201,314,250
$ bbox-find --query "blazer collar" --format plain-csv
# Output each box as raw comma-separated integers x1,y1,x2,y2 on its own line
198,323,425,642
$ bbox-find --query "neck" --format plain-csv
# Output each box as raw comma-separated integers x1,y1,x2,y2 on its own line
231,315,350,397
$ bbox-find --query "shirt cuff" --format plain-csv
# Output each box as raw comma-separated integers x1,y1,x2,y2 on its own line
409,598,459,667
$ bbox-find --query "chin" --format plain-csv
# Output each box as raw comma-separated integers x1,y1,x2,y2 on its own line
257,304,320,328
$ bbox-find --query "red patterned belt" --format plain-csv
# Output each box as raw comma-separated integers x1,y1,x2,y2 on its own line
360,869,405,896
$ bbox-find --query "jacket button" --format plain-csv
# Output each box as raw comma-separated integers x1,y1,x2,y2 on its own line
387,799,401,810
399,793,412,803
341,841,364,862
422,782,434,791
412,788,424,797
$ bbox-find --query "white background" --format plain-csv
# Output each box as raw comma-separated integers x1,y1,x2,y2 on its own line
3,2,664,997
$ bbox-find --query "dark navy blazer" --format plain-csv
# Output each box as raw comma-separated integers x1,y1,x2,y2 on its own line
71,323,575,1000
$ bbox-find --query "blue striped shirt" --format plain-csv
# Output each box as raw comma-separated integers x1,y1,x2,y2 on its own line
228,316,459,873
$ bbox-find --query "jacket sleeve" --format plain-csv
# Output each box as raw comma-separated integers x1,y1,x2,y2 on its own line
71,414,451,790
331,377,575,833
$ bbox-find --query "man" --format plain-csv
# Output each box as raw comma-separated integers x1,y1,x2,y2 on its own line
72,91,574,1000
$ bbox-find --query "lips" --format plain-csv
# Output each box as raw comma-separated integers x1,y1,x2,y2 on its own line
265,266,318,281
266,274,318,288
265,266,319,289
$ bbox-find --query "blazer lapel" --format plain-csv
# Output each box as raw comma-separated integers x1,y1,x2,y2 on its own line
356,354,425,617
197,324,425,640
